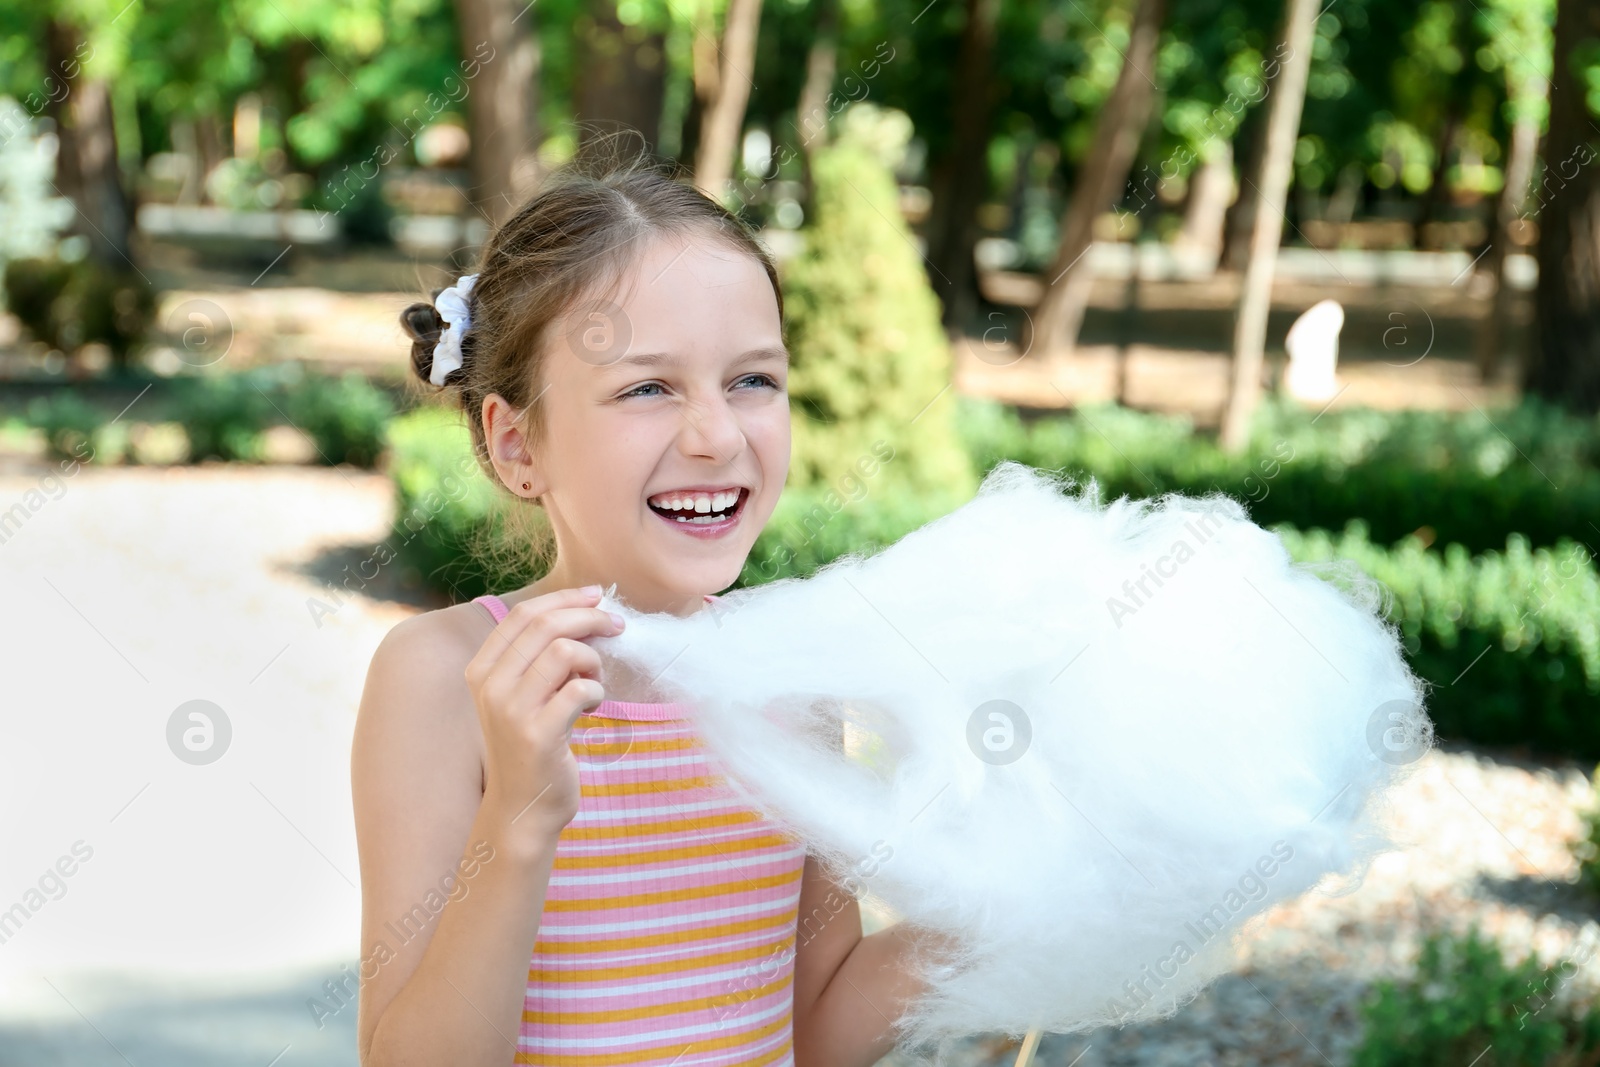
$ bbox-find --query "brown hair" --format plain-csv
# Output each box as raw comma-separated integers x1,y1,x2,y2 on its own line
400,139,785,493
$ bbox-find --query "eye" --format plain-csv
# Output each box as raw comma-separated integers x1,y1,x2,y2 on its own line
735,373,782,390
619,381,665,399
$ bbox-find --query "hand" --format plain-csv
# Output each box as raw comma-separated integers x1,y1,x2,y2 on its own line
464,585,624,849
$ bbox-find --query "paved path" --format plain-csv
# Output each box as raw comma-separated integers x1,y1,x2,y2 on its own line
0,464,419,1066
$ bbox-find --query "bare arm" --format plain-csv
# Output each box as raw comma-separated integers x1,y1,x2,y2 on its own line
790,856,956,1067
353,591,619,1066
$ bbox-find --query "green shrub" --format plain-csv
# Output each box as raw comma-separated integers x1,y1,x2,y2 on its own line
780,103,977,517
282,368,395,467
958,396,1600,554
25,392,103,463
2,256,156,367
1352,925,1600,1066
170,369,281,462
1279,523,1600,758
385,406,540,600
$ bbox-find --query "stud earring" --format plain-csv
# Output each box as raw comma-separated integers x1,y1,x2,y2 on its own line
522,482,531,491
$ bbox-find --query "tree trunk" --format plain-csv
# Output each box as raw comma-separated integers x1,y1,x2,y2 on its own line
1218,0,1318,453
693,0,765,199
793,0,838,158
575,0,668,160
924,0,1001,334
454,0,541,227
1174,138,1233,270
1526,0,1600,412
1475,71,1547,381
1220,101,1268,272
1023,0,1168,360
44,19,131,270
1412,106,1461,249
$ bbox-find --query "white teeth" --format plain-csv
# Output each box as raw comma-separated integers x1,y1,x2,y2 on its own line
649,489,742,513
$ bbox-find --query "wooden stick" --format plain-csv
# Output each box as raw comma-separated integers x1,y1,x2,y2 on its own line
1012,1027,1043,1067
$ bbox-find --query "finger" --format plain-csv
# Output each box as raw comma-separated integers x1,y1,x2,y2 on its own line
480,605,620,700
467,586,603,681
551,676,607,734
508,637,604,717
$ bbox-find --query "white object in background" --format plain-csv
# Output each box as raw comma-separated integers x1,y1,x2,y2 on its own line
1284,298,1345,402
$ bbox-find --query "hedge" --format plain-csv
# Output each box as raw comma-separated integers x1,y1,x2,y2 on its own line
958,396,1600,555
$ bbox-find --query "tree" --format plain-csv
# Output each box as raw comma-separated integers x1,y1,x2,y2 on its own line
1023,0,1168,360
1526,0,1600,412
44,14,131,271
1219,0,1318,453
574,0,668,157
692,0,765,198
454,0,541,226
1473,0,1554,381
922,0,1001,334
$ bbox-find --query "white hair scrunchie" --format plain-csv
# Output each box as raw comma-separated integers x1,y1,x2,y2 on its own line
429,273,478,386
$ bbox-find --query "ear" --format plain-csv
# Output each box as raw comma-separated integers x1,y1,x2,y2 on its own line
482,393,546,498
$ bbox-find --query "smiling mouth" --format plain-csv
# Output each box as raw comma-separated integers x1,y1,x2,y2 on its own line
647,487,749,525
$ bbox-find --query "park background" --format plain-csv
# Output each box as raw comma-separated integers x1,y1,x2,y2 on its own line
2,0,1600,1063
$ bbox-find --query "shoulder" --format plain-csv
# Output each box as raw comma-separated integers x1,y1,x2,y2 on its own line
368,598,494,684
355,600,495,780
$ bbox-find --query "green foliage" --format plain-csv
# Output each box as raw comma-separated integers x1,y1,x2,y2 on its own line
1571,764,1600,897
1281,523,1598,757
957,396,1600,554
25,392,103,463
780,103,977,517
384,406,540,601
170,369,280,462
1,255,157,367
1352,925,1600,1066
281,368,395,467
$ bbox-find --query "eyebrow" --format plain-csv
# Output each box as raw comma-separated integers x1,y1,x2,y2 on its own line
605,346,790,369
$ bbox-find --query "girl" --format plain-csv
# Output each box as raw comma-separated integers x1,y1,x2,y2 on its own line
351,150,944,1067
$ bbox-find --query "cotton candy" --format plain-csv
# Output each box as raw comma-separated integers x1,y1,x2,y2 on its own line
591,460,1433,1051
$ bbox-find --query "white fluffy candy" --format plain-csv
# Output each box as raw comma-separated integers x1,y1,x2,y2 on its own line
591,460,1433,1050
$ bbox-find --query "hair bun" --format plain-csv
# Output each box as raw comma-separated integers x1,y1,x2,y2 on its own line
401,300,446,386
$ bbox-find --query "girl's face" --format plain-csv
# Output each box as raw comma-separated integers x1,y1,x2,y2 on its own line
498,233,790,615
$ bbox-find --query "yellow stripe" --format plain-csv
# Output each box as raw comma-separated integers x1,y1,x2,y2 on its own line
523,974,792,1025
557,810,763,842
553,832,801,871
569,736,702,756
579,774,726,798
534,909,798,956
515,1011,793,1066
528,934,795,983
542,869,803,912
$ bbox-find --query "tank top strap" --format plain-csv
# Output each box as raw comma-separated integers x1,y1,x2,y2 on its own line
472,593,509,623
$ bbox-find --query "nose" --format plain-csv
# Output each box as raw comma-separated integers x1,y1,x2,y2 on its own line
676,390,751,471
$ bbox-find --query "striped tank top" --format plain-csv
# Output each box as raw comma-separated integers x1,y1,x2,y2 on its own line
474,593,809,1067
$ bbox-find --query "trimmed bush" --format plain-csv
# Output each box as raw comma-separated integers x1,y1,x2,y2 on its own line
19,365,397,467
170,369,281,462
1352,925,1600,1066
780,103,977,517
1279,523,1599,758
958,396,1600,554
280,367,395,467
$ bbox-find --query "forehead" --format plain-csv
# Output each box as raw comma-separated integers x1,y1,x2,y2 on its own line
587,234,782,357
